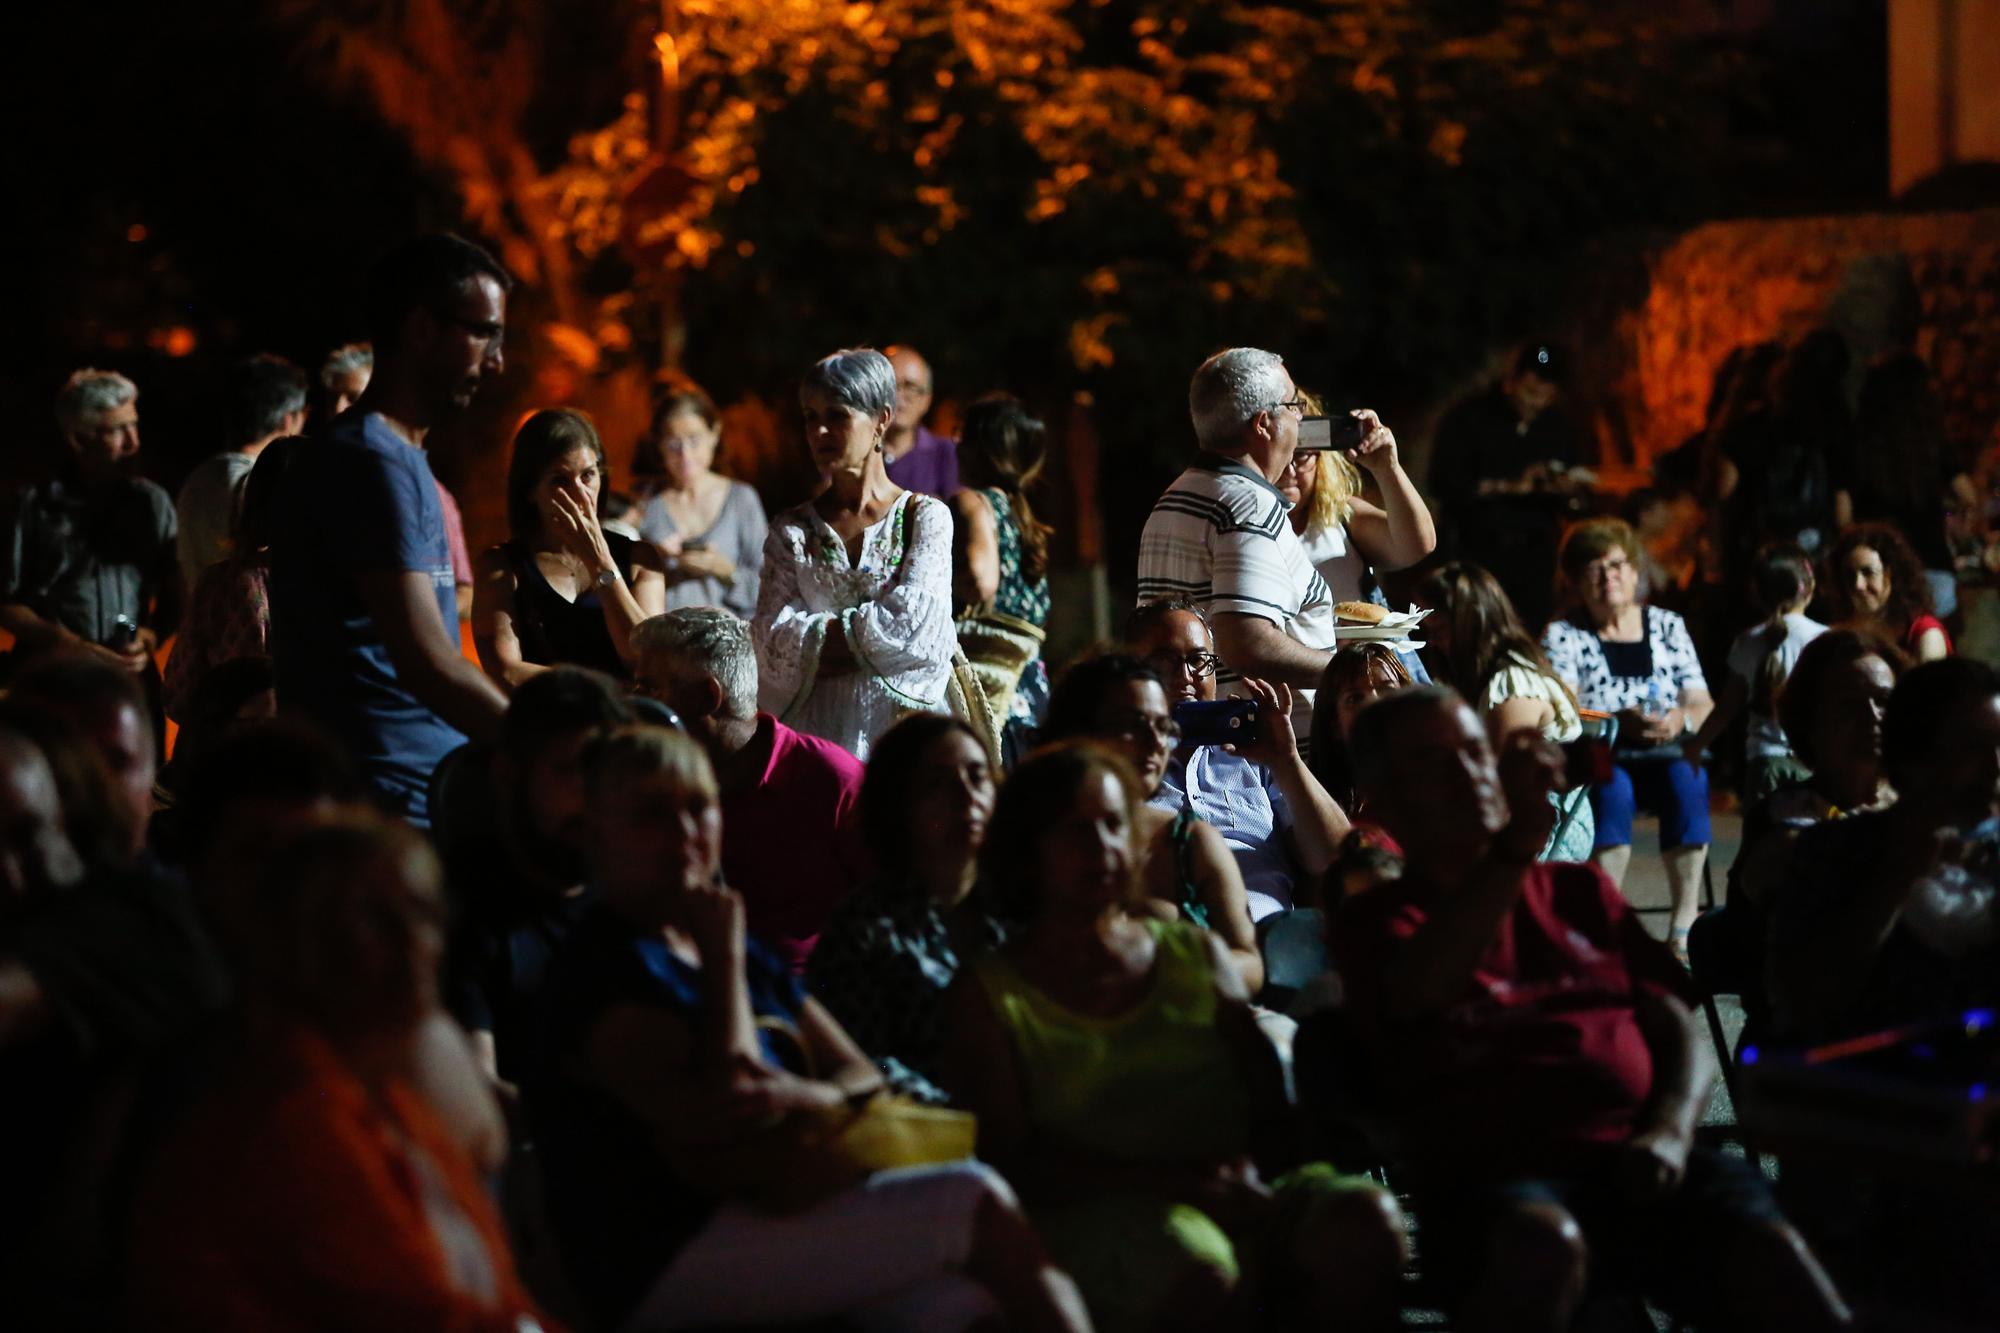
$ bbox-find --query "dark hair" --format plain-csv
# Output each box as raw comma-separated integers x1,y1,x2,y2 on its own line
506,409,606,543
1856,352,1952,511
1042,654,1164,742
1777,626,1909,772
1746,542,1818,716
860,713,984,879
976,739,1141,924
637,378,722,480
174,719,363,869
1344,684,1465,805
957,394,1054,583
363,232,512,349
1125,597,1210,646
1414,561,1572,713
497,666,634,765
247,812,446,1038
0,699,122,871
1308,644,1417,807
234,434,305,554
1825,522,1933,635
223,354,308,447
10,651,150,732
1883,657,2000,789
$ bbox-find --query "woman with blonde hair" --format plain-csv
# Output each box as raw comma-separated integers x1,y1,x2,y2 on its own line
1279,391,1435,604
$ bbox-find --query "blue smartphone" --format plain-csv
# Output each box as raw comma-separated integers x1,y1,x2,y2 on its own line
1173,698,1260,747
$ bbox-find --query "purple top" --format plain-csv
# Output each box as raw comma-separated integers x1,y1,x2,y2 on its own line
885,424,959,497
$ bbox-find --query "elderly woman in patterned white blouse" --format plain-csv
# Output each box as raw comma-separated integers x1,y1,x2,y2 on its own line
1543,517,1715,962
753,348,957,761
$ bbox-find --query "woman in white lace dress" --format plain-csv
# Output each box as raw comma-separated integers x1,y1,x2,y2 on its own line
754,349,957,761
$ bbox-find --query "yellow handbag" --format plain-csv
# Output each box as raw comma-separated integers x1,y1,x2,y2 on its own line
668,1018,979,1214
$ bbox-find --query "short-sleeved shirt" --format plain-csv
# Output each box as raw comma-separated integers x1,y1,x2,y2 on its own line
1152,745,1297,921
1542,606,1708,718
720,714,870,972
269,412,464,825
885,424,959,497
0,472,177,644
1725,613,1826,758
1330,861,1694,1181
174,450,256,588
536,903,807,1329
1138,453,1335,728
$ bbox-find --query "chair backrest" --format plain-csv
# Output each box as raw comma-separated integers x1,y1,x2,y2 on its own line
1576,707,1619,748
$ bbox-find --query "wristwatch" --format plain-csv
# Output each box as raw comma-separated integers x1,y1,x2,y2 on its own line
594,567,622,591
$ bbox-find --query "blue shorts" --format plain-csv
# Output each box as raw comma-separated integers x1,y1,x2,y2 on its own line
1591,757,1710,851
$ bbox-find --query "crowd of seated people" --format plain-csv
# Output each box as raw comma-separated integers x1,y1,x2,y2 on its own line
11,228,2000,1331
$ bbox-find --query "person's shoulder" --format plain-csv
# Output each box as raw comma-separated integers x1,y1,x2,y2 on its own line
905,490,951,525
1647,604,1692,635
770,716,865,783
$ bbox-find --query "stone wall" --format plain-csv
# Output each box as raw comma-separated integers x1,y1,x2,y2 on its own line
1583,207,2000,475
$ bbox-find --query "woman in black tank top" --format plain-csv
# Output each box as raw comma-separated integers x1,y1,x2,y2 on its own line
473,410,667,686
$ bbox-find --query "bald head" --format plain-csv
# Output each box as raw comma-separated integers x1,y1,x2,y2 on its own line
0,733,85,908
886,345,934,433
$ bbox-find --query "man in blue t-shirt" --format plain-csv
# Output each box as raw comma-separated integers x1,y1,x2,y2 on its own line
270,234,511,825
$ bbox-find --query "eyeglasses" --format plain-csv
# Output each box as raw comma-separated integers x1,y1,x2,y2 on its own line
1147,650,1223,680
1108,713,1181,746
1582,555,1633,582
1273,397,1307,416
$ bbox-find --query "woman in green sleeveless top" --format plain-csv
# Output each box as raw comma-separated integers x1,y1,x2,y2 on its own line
945,743,1406,1333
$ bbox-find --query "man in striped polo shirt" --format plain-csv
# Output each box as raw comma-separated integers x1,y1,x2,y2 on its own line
1138,347,1392,729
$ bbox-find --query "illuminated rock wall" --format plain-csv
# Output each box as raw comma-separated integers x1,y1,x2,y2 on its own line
1604,207,2000,473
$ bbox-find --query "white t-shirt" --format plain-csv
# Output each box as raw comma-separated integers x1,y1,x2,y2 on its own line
1725,612,1826,759
1300,518,1368,606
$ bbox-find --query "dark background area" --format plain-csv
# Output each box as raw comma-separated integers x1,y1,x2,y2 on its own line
0,0,1908,567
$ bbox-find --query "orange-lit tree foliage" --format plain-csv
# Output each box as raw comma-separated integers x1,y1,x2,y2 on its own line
282,0,1748,477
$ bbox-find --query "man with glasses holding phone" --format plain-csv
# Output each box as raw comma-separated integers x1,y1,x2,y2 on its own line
1127,598,1351,920
270,233,512,827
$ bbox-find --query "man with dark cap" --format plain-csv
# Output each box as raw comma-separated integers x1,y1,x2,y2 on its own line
1429,342,1595,628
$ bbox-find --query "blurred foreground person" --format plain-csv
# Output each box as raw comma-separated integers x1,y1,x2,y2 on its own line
534,725,1091,1333
127,812,548,1332
1324,688,1849,1332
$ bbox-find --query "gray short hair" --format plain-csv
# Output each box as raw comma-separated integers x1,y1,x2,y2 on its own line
320,343,374,389
803,348,897,419
632,609,758,719
55,369,138,434
1188,347,1289,450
